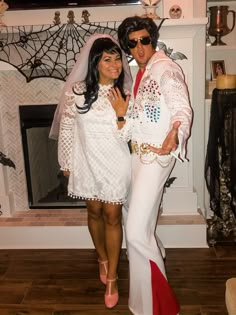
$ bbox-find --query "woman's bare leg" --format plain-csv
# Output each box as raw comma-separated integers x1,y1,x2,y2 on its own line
103,203,123,294
86,200,123,294
86,200,108,273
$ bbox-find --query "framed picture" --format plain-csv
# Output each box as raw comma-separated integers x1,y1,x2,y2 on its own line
211,60,226,80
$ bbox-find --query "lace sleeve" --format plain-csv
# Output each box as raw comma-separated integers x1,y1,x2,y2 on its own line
160,64,192,159
58,92,76,171
111,99,133,142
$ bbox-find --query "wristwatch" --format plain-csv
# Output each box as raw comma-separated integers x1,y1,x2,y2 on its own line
117,116,125,122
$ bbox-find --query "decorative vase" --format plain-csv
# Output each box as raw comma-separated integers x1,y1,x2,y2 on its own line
208,6,235,46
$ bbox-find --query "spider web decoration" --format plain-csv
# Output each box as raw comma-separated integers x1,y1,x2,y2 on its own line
0,21,123,82
0,19,185,83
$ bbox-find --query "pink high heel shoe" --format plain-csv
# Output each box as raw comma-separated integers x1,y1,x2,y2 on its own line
98,259,108,285
104,278,119,308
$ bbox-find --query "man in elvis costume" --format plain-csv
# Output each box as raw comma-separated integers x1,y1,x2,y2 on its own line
116,16,193,315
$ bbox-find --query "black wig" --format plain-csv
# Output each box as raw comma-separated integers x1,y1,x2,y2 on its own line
118,16,159,55
75,37,126,113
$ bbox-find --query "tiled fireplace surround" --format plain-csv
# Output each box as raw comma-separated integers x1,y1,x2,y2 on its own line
0,72,64,213
0,6,208,247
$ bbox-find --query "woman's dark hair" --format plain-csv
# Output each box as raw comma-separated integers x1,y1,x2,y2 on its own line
75,37,125,113
118,16,159,55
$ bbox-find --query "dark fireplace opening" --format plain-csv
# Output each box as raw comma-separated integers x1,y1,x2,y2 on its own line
19,104,86,209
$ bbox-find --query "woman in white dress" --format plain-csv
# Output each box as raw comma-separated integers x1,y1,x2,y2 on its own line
52,34,132,308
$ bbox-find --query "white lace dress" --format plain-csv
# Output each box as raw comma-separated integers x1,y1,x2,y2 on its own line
58,82,131,204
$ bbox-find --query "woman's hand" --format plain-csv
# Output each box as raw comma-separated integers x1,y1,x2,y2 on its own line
63,170,70,177
108,87,130,118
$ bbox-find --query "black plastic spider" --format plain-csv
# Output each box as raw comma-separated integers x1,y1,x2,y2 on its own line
18,35,29,48
58,40,64,50
27,58,42,69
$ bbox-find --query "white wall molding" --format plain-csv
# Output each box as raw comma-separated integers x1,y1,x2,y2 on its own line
0,222,207,249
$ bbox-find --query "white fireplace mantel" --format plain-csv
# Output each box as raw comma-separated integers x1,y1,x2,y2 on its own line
0,3,208,248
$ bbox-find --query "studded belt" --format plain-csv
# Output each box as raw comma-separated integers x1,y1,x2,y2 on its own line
131,141,152,155
131,140,174,167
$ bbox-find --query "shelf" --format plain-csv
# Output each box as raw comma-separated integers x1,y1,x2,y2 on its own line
207,45,236,51
207,0,236,3
162,18,208,27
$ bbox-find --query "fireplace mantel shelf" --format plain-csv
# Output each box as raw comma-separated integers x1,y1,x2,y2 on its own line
2,17,208,29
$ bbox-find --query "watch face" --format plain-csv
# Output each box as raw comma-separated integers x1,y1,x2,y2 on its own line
169,5,182,19
117,116,125,122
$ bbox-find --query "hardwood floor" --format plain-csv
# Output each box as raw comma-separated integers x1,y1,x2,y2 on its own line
0,246,235,315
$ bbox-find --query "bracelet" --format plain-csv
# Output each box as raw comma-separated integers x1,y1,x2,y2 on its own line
117,116,126,122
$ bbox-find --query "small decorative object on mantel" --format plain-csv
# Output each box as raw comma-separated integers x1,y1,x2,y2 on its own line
0,0,8,26
208,6,235,46
53,11,61,25
82,10,90,24
169,5,182,19
163,0,193,19
141,0,161,19
67,10,75,24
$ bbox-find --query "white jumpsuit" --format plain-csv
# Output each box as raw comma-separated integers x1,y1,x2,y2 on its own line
125,50,192,315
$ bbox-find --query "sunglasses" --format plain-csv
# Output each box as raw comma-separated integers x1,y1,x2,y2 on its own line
127,36,151,49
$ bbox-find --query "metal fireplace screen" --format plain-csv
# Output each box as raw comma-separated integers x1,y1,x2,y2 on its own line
19,104,86,208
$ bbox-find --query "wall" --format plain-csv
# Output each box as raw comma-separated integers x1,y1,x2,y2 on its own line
0,1,208,248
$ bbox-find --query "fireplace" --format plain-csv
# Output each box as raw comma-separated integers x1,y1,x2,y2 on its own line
0,14,207,231
19,104,85,209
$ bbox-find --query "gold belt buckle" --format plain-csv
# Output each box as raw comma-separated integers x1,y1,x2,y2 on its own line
140,143,151,154
131,141,151,155
131,141,139,154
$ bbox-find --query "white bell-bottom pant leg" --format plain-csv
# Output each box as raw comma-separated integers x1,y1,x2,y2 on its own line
126,155,179,315
123,180,165,260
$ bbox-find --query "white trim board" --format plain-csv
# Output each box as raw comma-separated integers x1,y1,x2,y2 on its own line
0,224,207,249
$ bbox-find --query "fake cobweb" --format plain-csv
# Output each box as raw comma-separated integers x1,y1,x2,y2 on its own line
0,21,121,82
0,19,185,82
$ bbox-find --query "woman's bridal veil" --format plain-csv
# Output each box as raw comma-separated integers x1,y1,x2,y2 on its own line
49,33,132,139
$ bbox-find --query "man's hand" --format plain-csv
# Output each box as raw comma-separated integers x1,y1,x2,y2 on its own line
148,121,181,155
